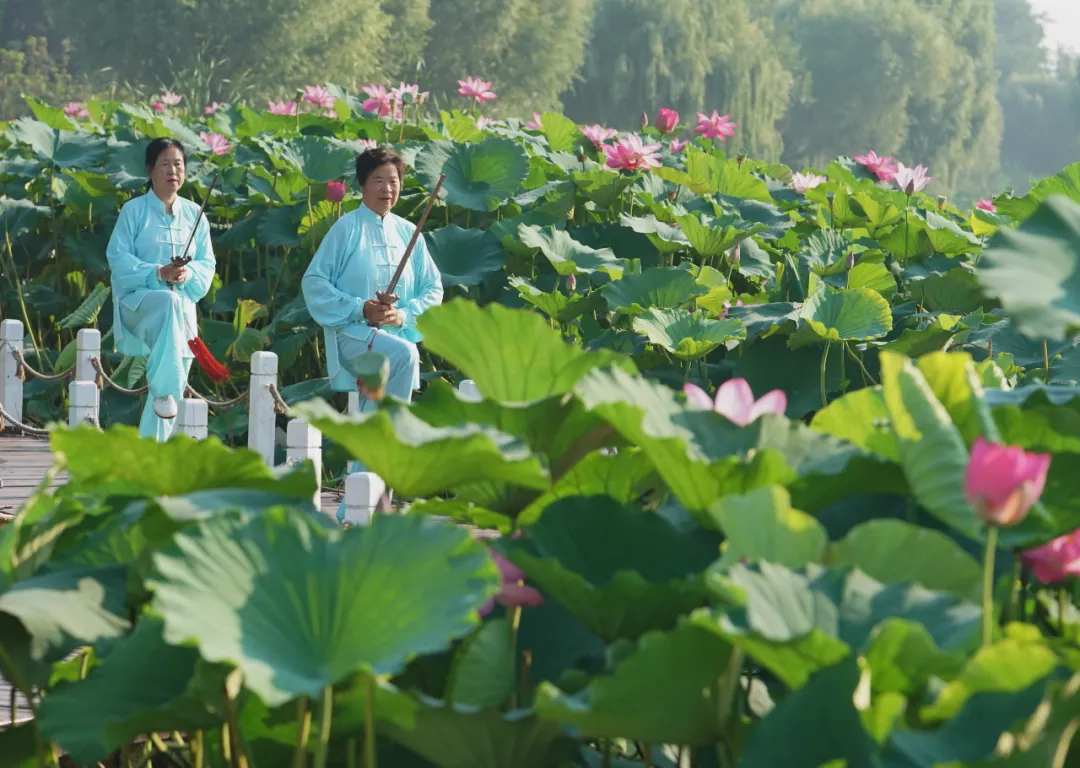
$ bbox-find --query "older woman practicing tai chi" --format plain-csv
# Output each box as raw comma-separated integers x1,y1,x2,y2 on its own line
106,138,218,441
302,146,443,410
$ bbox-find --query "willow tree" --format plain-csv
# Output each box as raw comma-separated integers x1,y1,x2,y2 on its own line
563,0,791,159
422,0,595,116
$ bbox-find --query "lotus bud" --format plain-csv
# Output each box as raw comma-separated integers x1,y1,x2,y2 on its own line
729,243,741,265
640,112,649,130
327,180,346,203
576,145,586,164
737,150,747,167
566,273,577,292
936,195,947,211
845,252,855,270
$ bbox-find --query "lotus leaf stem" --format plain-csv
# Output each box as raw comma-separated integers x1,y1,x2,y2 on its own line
845,344,877,386
193,731,205,768
820,342,831,409
840,342,847,394
364,677,377,768
314,685,334,768
982,524,998,647
292,697,312,768
1044,340,1051,383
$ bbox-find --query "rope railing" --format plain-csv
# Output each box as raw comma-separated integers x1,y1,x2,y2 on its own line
1,319,482,529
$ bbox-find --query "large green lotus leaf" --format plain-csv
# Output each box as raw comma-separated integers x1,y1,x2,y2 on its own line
571,170,635,209
517,448,658,526
988,385,1080,454
977,195,1080,340
534,622,733,745
619,212,691,254
49,425,316,500
699,563,979,689
660,150,773,202
273,136,355,183
880,210,981,261
37,617,225,763
731,335,845,418
445,618,515,709
0,197,48,239
602,268,708,316
633,308,745,360
709,485,827,570
847,260,898,300
507,276,598,324
920,624,1060,723
7,118,109,169
518,224,626,278
416,299,634,404
723,301,799,341
878,352,982,541
538,111,582,153
739,658,877,768
415,138,530,211
148,509,499,706
908,268,984,314
424,225,506,287
503,496,718,642
0,566,130,690
292,399,549,497
992,162,1080,222
676,212,766,257
831,519,982,602
864,619,965,697
789,286,893,349
811,386,900,461
850,190,905,235
881,314,968,359
382,696,579,768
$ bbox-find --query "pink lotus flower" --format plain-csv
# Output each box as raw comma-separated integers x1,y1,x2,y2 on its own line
582,124,617,148
895,163,931,194
475,116,495,130
655,108,679,134
63,102,89,118
360,84,392,117
151,102,165,113
327,181,346,203
1020,531,1080,584
717,298,744,318
603,134,663,172
964,437,1050,527
204,102,225,115
268,99,297,116
302,85,336,110
792,171,827,194
478,552,544,617
976,198,996,213
357,138,377,151
159,91,183,106
874,162,899,183
199,131,231,156
526,112,544,130
457,76,497,104
670,137,688,153
389,81,420,104
693,110,737,141
853,151,899,183
683,378,787,426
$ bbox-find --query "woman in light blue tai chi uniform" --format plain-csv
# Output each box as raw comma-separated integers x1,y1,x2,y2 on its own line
105,138,217,441
302,146,443,519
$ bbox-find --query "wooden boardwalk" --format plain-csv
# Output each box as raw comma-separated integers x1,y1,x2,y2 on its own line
0,433,346,732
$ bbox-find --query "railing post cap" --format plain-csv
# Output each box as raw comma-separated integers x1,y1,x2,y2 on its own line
250,351,278,375
286,418,321,447
179,397,208,418
0,319,23,339
345,471,386,498
76,328,101,345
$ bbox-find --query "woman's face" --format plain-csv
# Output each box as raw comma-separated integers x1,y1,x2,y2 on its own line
149,146,185,197
362,163,400,216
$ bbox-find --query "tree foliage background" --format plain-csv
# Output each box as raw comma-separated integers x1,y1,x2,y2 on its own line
0,0,1075,200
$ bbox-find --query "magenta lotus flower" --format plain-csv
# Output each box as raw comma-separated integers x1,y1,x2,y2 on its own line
526,112,544,130
853,151,899,183
204,102,225,115
874,161,899,183
359,84,392,117
1020,531,1080,584
326,181,346,203
302,85,336,110
655,108,679,134
683,378,787,426
693,110,737,141
717,298,744,318
478,552,544,617
151,102,165,113
603,134,663,172
159,90,182,106
457,76,497,104
63,102,89,118
582,124,617,148
267,99,297,116
792,171,827,194
976,198,996,213
199,131,231,156
895,163,931,194
670,137,688,153
964,437,1050,527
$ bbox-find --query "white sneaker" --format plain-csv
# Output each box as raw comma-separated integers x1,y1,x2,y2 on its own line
153,395,178,420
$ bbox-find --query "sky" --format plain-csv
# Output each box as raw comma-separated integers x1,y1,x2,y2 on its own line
1027,0,1080,56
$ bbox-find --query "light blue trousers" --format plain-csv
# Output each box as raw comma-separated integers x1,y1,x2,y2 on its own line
119,290,193,442
335,328,419,521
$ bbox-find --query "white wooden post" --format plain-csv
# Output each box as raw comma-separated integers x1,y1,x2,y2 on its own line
343,472,386,526
347,391,361,415
248,351,278,466
458,379,482,402
75,328,100,385
0,319,23,424
176,398,208,439
68,381,99,428
286,418,322,511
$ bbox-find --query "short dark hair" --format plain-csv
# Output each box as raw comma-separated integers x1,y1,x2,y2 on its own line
355,146,405,186
145,137,186,176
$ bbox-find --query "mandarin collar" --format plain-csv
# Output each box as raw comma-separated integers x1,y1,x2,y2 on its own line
358,202,390,227
145,190,178,216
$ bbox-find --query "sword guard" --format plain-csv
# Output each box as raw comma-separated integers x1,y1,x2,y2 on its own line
375,291,399,307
